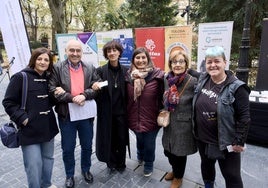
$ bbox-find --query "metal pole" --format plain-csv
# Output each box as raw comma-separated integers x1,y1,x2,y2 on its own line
236,0,252,83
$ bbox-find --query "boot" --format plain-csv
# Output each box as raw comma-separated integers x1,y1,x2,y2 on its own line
204,181,214,188
170,178,182,188
165,172,174,181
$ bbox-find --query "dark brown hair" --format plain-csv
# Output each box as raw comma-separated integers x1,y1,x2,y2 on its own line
28,47,53,72
130,47,154,70
102,40,123,59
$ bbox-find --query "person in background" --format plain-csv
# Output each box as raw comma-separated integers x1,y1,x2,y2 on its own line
49,39,100,188
2,47,59,188
126,47,164,177
192,46,250,188
162,50,197,188
92,40,129,173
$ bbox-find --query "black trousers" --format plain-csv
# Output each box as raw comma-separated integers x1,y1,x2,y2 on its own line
198,141,243,188
164,150,187,178
108,115,127,168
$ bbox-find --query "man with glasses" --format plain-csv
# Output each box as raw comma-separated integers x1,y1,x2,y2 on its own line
49,39,100,188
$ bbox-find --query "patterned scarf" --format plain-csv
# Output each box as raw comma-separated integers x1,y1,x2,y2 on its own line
131,67,153,101
164,71,187,111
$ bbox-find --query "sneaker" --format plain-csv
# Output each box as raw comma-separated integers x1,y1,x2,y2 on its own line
144,171,152,177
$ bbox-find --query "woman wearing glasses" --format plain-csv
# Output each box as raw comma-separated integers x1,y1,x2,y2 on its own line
162,50,197,188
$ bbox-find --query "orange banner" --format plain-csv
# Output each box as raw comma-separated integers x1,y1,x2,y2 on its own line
135,27,165,70
165,26,192,71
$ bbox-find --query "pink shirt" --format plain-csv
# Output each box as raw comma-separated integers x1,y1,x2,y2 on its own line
69,66,84,96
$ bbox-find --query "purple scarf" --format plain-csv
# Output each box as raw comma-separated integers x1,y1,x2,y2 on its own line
164,71,187,111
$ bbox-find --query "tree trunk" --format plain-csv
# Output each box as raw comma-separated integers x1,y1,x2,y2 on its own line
46,0,67,49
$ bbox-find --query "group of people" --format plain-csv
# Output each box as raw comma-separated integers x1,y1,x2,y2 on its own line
2,38,250,188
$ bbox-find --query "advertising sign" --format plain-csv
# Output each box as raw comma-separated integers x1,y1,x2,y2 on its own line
197,21,233,71
56,33,99,67
135,27,165,70
0,0,31,74
96,29,134,67
165,26,192,71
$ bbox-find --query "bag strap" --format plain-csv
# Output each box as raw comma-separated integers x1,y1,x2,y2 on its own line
179,75,192,97
20,72,28,110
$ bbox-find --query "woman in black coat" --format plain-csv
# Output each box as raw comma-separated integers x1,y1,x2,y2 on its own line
92,40,129,172
2,47,59,188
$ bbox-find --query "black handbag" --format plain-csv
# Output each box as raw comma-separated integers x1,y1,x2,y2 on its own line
0,72,28,148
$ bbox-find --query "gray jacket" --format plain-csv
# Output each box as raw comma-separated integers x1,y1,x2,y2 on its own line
49,60,100,119
162,74,197,156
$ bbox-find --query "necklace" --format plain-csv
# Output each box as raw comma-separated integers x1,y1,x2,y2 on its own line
112,72,119,88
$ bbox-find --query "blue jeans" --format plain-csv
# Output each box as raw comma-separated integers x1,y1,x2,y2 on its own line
21,139,55,188
134,129,159,173
58,117,94,178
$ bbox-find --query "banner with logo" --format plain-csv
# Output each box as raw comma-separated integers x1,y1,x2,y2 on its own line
135,27,165,70
96,29,134,67
256,18,268,91
165,26,192,71
77,32,99,67
197,21,233,71
56,33,99,67
55,33,77,62
0,0,31,74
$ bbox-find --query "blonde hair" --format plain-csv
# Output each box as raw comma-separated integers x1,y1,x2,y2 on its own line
168,50,189,70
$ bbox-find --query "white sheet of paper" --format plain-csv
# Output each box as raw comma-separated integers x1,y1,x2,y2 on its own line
68,100,97,122
98,80,108,88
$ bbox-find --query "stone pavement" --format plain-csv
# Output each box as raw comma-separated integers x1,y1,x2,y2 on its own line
0,71,268,188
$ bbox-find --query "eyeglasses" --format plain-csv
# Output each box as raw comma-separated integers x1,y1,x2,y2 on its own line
69,48,81,53
171,59,186,65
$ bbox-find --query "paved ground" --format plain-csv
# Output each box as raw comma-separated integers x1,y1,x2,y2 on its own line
0,70,268,188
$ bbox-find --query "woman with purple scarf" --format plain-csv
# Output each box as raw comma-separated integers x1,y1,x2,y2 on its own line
162,50,197,188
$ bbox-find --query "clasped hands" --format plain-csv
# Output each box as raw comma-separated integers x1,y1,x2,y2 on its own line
54,87,85,106
231,145,246,153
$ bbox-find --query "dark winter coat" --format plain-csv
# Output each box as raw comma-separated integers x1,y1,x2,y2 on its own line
162,74,197,156
2,68,59,146
95,63,129,163
126,68,164,133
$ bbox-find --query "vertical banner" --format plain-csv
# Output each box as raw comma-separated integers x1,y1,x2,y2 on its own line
55,34,77,62
96,29,134,66
165,26,192,71
0,0,31,74
55,33,99,68
256,18,268,91
135,27,165,70
77,32,99,68
197,21,233,71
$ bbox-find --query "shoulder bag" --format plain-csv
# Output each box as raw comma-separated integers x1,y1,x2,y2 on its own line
0,72,28,148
